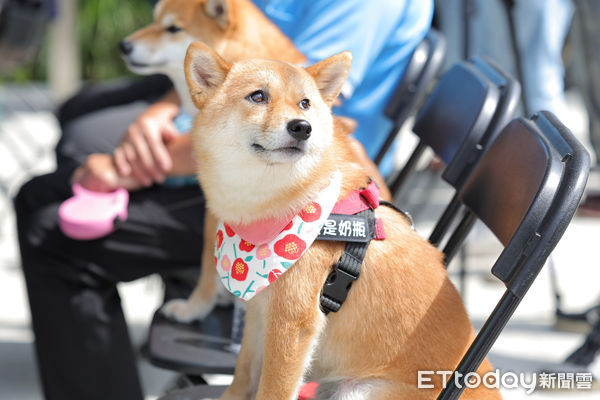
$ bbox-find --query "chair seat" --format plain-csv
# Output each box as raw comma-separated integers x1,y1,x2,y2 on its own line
148,305,238,375
159,385,228,400
158,382,318,400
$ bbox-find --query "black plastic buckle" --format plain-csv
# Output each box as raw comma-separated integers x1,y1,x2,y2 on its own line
320,266,358,314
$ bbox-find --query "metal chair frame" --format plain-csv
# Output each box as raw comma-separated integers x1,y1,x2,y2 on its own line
438,111,589,399
374,28,446,166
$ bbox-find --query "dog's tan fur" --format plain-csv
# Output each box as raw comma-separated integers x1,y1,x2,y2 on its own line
124,0,391,322
185,42,501,400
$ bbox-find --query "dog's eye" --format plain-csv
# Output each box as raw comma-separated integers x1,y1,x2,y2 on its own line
299,99,310,110
166,25,182,33
247,90,268,104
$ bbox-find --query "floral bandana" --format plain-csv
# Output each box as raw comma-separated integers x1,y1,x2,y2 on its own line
215,171,342,301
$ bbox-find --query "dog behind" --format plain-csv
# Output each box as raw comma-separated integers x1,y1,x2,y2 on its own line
120,0,304,115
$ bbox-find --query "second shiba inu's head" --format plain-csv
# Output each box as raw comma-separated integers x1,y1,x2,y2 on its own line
184,42,352,223
119,0,232,76
120,0,305,115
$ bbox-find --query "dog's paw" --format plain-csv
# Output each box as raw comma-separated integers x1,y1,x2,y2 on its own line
160,298,213,323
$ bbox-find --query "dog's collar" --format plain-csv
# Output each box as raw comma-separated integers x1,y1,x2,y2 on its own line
214,174,395,303
215,172,342,301
227,217,291,248
225,178,384,246
334,179,380,213
225,174,345,246
316,180,386,242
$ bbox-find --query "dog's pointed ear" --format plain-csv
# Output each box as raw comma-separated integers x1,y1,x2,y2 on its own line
204,0,230,29
185,42,230,109
306,51,352,106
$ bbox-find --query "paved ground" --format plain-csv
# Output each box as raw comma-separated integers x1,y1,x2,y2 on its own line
1,84,599,399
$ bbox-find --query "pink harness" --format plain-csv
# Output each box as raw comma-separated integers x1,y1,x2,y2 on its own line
214,173,386,303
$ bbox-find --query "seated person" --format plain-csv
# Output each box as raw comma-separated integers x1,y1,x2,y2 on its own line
15,1,433,399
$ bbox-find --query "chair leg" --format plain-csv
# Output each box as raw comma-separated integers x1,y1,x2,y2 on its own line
547,256,564,315
459,245,468,298
388,141,427,198
438,290,522,400
565,318,600,366
443,210,477,266
228,297,246,354
429,195,462,247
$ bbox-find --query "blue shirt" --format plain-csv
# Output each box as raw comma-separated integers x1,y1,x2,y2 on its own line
252,0,434,175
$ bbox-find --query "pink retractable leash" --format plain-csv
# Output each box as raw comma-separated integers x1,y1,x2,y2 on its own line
58,183,129,240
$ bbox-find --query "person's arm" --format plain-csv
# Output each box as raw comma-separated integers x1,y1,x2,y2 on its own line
287,0,429,97
113,89,181,187
72,132,196,192
165,134,196,176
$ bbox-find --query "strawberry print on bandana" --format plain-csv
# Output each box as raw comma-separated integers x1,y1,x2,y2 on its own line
215,171,341,301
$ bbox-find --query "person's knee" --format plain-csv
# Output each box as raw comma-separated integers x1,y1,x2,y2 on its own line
14,170,72,217
55,101,148,167
14,170,74,259
14,175,44,220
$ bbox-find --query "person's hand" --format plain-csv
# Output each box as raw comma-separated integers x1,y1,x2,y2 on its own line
113,100,180,187
71,153,144,192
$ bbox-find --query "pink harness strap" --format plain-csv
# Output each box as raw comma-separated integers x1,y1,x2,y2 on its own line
331,180,380,214
228,180,384,246
228,217,291,246
331,180,385,240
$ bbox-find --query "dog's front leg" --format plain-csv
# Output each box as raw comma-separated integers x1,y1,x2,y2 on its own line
218,298,266,400
255,276,326,400
162,211,223,322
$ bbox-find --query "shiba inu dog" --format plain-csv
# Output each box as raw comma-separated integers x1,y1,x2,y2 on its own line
184,41,501,400
121,0,392,322
120,0,304,115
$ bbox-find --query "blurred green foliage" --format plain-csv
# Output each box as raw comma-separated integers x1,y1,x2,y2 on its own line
4,0,154,82
78,0,153,81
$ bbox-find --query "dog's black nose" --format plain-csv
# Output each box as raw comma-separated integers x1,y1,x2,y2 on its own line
119,40,133,55
287,119,312,141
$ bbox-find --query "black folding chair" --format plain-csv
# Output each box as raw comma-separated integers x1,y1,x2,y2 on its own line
437,111,590,399
374,28,446,166
428,56,521,256
159,384,228,399
147,297,246,382
387,57,503,199
424,57,519,297
386,56,519,298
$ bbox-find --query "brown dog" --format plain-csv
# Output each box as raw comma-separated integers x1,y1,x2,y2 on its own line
184,41,501,400
122,0,392,321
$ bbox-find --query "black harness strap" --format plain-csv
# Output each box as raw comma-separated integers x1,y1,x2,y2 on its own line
379,200,415,230
319,209,374,315
317,201,414,315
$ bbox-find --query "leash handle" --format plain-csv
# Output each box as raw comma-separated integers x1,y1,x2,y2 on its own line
58,183,129,240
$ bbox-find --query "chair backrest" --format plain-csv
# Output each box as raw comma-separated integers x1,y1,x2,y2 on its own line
374,28,446,166
429,57,520,250
437,111,590,400
388,59,501,197
442,56,521,188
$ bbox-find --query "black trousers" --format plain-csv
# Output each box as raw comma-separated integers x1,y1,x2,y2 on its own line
14,75,205,400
